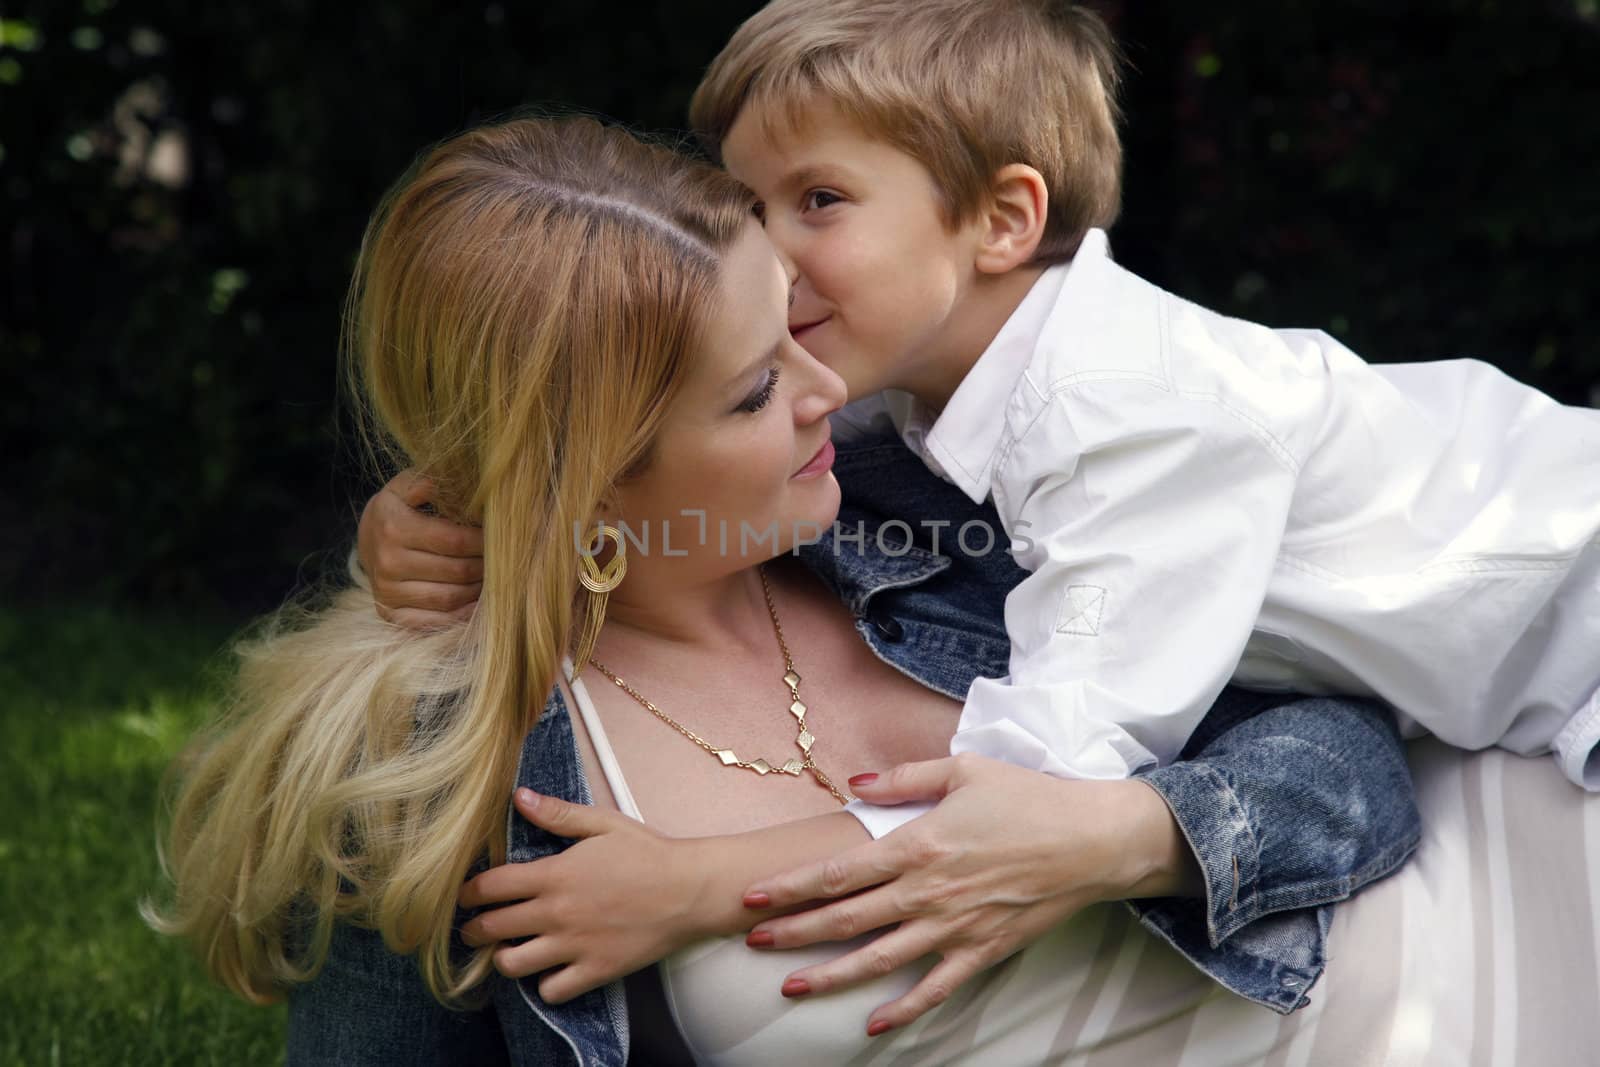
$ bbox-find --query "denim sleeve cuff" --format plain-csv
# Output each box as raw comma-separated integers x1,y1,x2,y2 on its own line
1124,771,1321,1014
1122,897,1325,1014
1134,764,1264,946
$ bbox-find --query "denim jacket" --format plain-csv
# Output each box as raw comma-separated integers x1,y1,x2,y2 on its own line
288,436,1421,1066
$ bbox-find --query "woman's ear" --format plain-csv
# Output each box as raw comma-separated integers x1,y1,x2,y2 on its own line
974,164,1049,275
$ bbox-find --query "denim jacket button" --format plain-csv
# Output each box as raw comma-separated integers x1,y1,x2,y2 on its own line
871,614,905,642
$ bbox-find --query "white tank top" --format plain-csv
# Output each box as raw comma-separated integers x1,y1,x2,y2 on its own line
562,665,1233,1065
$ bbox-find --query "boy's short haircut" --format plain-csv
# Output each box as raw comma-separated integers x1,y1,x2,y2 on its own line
690,0,1123,264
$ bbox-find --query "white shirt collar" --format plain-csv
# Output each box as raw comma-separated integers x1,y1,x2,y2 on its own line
911,230,1108,502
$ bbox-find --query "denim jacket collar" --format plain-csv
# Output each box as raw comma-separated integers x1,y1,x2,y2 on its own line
796,529,950,617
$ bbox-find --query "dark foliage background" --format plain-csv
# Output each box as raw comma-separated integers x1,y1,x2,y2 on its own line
4,0,1598,615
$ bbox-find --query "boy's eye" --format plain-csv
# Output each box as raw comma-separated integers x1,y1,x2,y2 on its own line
752,201,766,223
803,190,842,212
738,366,781,414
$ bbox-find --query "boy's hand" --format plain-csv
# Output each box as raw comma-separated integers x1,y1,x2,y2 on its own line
357,471,484,628
457,789,716,1004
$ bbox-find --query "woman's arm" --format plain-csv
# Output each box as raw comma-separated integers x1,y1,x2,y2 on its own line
738,756,1197,1032
462,691,1420,1033
743,690,1420,1032
457,761,1196,1010
456,789,871,1004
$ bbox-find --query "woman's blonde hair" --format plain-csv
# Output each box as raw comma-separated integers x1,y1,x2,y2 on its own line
146,115,755,1005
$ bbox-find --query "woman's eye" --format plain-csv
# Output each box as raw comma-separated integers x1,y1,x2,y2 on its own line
739,366,781,414
803,190,842,212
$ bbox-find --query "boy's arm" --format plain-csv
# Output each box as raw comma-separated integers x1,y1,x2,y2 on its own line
844,381,1300,842
955,380,1298,782
457,789,869,1005
357,471,484,628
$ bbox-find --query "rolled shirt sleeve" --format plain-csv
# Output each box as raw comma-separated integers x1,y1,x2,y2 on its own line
1554,688,1600,789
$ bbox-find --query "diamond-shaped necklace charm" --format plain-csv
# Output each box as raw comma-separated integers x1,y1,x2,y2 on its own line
589,564,851,806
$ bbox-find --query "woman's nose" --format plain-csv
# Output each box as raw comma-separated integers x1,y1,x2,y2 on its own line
793,350,847,425
764,218,802,290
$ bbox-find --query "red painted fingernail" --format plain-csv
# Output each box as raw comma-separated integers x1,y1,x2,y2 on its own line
745,930,774,948
743,891,771,909
781,978,811,998
867,1020,893,1037
848,772,878,788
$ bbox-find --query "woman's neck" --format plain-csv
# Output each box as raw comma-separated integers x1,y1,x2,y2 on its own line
597,560,790,662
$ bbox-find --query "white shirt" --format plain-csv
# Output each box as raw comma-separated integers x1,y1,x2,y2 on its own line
840,228,1600,839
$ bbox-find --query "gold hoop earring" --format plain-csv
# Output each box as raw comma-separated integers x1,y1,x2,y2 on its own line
572,524,627,673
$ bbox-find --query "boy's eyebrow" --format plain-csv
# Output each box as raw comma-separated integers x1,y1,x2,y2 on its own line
776,164,843,192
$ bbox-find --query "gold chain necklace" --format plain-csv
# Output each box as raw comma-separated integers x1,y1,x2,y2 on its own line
587,566,851,806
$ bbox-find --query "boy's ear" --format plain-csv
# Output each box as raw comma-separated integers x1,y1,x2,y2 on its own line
974,164,1048,275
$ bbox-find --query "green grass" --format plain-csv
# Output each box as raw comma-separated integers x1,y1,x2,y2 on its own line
0,608,286,1066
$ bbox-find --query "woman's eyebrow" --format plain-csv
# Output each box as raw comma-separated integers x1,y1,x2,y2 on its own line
727,337,783,394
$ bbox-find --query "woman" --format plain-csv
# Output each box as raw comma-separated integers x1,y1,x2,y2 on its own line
152,115,1418,1064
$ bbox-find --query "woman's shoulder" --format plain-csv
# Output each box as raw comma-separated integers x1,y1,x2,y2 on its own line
288,922,510,1066
513,683,584,803
506,679,625,864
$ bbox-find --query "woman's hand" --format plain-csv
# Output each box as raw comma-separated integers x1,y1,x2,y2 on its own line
357,470,484,629
458,789,717,1004
741,754,1200,1036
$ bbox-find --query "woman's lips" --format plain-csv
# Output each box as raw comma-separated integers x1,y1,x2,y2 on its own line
794,438,835,479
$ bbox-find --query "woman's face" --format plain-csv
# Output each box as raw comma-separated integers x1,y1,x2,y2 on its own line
608,222,848,574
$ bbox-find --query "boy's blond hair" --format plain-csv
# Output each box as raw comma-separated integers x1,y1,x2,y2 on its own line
691,0,1123,263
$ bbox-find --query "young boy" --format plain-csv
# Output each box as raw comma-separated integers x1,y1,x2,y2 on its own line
365,0,1600,843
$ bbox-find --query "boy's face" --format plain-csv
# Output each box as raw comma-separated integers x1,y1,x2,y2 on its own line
722,99,986,403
